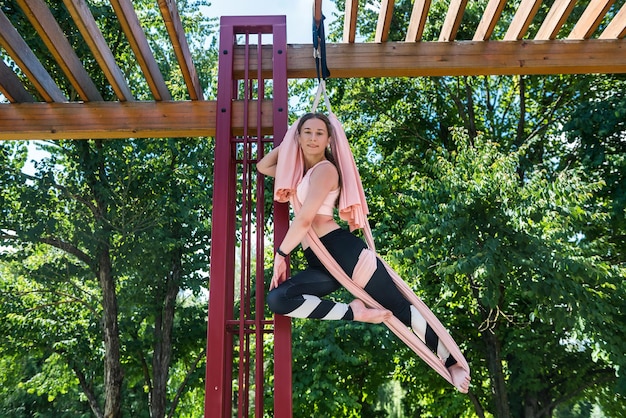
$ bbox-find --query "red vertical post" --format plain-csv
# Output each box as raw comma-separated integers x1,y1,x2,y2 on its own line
205,17,236,417
205,16,291,418
270,17,293,418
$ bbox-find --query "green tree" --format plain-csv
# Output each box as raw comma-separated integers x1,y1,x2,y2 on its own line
1,0,216,416
1,136,213,417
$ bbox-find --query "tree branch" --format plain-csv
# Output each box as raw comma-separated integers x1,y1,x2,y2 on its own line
38,236,92,266
538,368,616,416
167,350,205,418
71,363,104,418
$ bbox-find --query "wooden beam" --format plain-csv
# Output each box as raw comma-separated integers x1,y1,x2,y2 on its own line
0,10,66,102
109,0,172,100
0,100,274,140
17,0,103,101
63,0,134,101
375,0,395,43
504,0,543,40
0,59,36,102
343,0,358,43
158,0,204,100
473,0,506,41
232,40,626,79
439,0,468,42
406,0,431,42
569,0,615,39
535,0,577,40
599,1,626,39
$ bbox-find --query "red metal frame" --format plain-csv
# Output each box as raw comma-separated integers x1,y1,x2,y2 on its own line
205,16,291,418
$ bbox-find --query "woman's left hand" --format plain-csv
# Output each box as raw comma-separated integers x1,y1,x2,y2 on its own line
270,254,287,290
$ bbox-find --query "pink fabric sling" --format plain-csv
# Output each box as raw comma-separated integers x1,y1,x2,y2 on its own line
272,82,470,388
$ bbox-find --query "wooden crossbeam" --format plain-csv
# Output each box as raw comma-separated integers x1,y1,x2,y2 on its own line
569,0,615,39
375,0,395,43
504,0,543,40
109,0,172,100
599,2,626,39
63,0,134,101
343,0,359,43
473,0,507,41
406,0,431,42
17,0,103,101
0,59,35,102
439,0,468,42
0,9,66,102
3,40,626,141
535,0,577,40
0,100,274,140
237,40,626,79
158,0,204,100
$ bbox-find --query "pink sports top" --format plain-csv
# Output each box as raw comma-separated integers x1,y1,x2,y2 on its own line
296,160,340,216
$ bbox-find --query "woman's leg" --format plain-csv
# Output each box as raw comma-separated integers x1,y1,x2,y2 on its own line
322,230,458,367
364,261,458,367
267,246,390,322
266,266,351,320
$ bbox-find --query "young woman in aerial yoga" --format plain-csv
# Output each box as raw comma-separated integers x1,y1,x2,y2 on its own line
257,92,471,393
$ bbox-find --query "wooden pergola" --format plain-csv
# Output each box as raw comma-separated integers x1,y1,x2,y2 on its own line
1,0,625,141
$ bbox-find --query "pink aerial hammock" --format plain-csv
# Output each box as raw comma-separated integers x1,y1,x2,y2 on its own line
272,80,471,389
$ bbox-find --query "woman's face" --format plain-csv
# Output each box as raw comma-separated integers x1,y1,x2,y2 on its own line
298,117,331,158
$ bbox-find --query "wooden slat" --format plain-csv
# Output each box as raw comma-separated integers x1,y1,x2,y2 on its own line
599,1,626,39
504,0,543,40
0,100,274,140
63,0,134,101
569,0,615,39
0,10,66,102
17,0,103,101
375,0,395,42
406,0,431,42
0,59,36,102
158,0,203,100
343,0,358,43
234,40,626,79
535,0,578,40
473,0,507,41
439,0,468,42
109,0,172,101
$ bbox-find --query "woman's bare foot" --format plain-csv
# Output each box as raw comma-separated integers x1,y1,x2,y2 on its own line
349,299,392,323
449,363,471,393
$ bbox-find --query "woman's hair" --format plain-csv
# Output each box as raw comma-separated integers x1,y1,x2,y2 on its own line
296,112,337,165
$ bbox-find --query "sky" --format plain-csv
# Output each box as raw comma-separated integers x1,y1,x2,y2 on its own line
202,0,339,43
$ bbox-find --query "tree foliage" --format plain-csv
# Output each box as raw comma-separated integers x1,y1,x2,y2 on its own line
1,0,217,417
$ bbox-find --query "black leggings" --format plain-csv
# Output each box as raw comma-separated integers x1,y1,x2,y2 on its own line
266,228,457,367
266,228,412,325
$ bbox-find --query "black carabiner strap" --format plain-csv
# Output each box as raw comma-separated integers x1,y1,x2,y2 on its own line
313,14,331,81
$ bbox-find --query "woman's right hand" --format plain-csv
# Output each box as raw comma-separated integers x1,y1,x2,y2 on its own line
270,254,287,290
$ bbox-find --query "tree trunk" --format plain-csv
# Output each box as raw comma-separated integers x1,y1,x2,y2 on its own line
81,140,124,418
482,328,511,418
100,246,124,418
150,250,182,418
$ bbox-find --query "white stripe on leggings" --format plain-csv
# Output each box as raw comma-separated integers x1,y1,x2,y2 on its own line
286,294,321,318
286,294,349,320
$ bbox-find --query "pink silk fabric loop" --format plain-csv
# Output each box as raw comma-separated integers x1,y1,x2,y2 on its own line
273,111,470,388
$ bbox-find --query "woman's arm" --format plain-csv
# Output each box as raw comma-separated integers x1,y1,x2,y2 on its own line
256,145,280,177
270,163,339,289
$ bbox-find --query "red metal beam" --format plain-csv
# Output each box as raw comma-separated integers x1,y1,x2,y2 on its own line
205,16,291,418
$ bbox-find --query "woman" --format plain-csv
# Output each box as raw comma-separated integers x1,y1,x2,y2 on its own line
257,112,470,393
